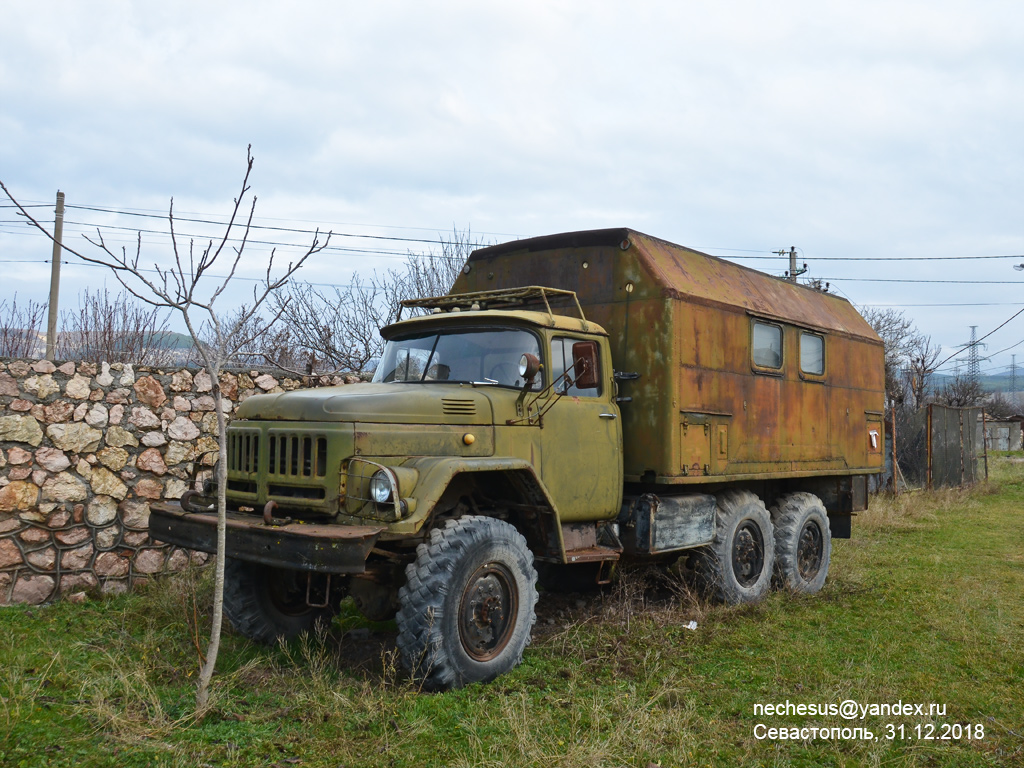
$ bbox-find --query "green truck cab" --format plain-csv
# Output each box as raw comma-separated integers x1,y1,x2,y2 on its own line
151,228,885,690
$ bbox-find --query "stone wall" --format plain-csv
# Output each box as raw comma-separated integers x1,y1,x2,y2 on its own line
0,358,356,604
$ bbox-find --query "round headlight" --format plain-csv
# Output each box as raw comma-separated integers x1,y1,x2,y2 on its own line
370,470,393,504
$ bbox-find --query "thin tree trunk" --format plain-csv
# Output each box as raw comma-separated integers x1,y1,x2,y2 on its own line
195,370,228,713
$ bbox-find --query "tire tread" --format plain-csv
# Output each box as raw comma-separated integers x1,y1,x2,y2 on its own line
770,492,831,593
395,515,538,690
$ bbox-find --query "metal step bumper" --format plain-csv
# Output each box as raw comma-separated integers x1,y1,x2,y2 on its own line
149,503,384,574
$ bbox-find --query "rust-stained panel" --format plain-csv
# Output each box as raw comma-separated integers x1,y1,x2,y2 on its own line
452,228,885,485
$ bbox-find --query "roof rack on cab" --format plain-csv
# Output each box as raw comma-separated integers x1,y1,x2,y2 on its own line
399,285,588,324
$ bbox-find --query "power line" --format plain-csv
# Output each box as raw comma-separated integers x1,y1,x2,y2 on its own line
0,256,361,290
63,204,495,248
819,277,1024,284
1,220,464,261
727,253,1024,262
10,226,1024,285
987,337,1024,358
861,302,1024,307
10,202,1024,263
6,207,1024,268
8,223,1024,279
933,305,1024,370
59,202,522,238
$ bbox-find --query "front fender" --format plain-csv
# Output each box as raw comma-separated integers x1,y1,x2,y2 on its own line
387,456,565,556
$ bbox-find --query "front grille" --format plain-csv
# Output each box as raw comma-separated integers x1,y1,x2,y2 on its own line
227,430,260,473
268,433,328,478
227,479,257,494
442,398,476,415
225,425,337,511
268,484,326,500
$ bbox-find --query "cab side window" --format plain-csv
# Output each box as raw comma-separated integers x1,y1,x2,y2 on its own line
550,337,600,397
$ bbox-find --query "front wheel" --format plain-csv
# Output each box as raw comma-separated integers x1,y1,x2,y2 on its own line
223,559,339,643
696,490,775,604
396,516,538,691
770,493,831,593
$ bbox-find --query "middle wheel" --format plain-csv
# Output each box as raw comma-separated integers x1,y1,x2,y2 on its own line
696,490,775,604
396,515,538,691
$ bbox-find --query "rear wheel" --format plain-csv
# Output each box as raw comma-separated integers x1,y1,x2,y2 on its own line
223,559,338,643
396,516,538,691
696,490,775,604
770,492,831,593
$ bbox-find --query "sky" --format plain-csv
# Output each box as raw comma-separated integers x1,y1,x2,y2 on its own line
2,1,1023,378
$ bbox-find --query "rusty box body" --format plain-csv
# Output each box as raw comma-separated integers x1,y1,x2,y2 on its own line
450,228,886,492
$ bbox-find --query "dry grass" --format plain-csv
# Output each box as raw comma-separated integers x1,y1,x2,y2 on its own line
6,462,1024,766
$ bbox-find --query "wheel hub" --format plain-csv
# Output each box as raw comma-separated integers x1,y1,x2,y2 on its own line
731,521,765,588
267,570,316,617
796,521,824,580
459,563,517,661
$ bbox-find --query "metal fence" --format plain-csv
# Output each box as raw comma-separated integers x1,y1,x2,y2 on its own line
927,404,985,489
984,421,1022,452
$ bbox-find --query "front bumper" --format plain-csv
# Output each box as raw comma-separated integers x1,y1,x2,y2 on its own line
149,503,384,574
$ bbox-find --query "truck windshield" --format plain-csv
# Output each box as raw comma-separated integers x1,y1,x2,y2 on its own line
373,328,541,388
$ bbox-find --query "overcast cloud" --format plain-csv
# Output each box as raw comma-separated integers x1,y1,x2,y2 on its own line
2,1,1023,374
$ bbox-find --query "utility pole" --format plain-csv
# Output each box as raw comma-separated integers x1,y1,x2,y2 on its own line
45,190,65,362
1011,354,1017,394
774,246,807,282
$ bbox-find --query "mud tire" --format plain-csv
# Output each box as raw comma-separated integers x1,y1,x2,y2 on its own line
696,490,775,604
223,558,337,644
770,492,831,593
396,516,538,691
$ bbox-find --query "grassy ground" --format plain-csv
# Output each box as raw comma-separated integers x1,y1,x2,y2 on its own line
2,460,1023,767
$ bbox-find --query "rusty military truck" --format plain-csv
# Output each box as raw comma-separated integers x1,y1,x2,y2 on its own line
150,228,885,691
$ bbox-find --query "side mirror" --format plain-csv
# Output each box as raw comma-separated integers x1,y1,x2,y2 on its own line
571,341,600,390
519,353,541,386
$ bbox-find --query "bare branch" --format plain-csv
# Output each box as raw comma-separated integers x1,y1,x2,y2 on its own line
0,294,46,357
57,288,175,365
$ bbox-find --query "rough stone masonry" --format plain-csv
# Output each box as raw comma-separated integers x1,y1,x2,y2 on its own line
0,358,355,604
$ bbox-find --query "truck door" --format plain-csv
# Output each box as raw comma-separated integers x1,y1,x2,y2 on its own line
540,336,623,522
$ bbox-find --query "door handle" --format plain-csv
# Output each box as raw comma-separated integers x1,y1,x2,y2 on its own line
599,412,617,419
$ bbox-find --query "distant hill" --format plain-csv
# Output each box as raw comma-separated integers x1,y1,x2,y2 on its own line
926,371,1024,395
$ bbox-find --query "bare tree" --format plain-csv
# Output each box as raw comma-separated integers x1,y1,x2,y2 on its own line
56,287,174,365
0,294,46,358
196,304,300,370
938,371,984,407
861,308,945,490
269,227,479,374
984,392,1018,420
386,225,473,303
272,273,393,373
905,333,942,408
862,307,918,407
1,147,329,713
